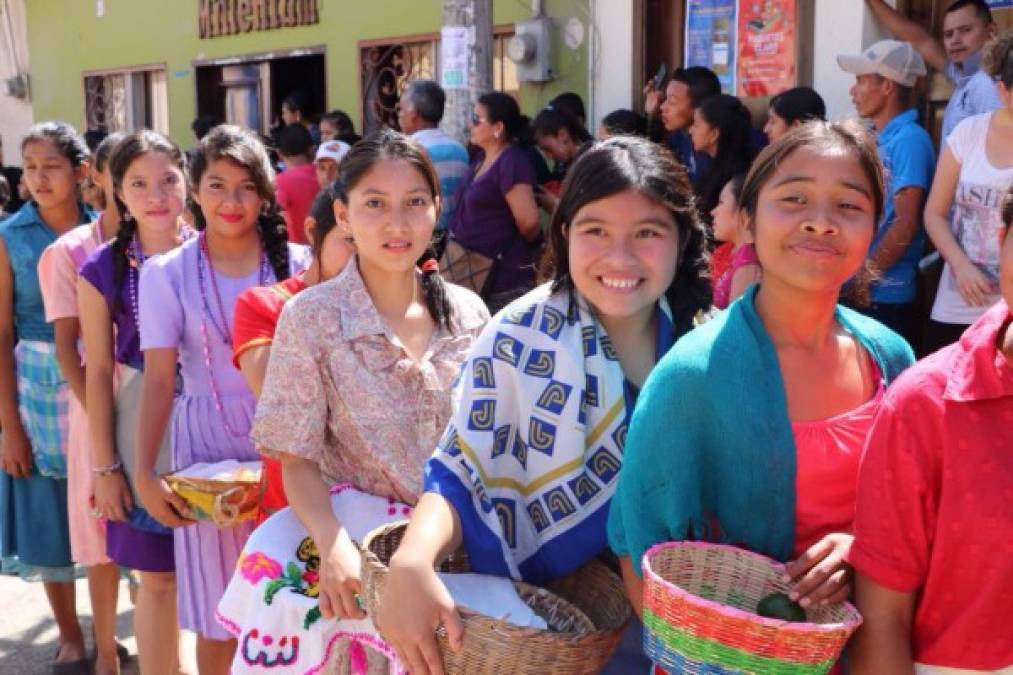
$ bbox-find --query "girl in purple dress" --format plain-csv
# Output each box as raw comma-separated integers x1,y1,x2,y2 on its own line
134,125,306,675
79,131,192,675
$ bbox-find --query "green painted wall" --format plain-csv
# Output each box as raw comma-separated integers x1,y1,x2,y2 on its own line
25,0,588,144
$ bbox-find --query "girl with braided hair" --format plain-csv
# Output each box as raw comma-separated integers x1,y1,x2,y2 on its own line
217,129,488,673
78,130,193,675
132,125,308,675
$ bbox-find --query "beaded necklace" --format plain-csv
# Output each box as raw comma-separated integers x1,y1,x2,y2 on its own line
126,236,149,336
197,230,271,437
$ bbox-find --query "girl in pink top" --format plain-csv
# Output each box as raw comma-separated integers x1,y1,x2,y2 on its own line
710,174,761,308
37,132,126,675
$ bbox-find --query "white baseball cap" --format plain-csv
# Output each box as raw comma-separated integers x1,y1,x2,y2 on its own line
314,140,351,164
837,39,927,87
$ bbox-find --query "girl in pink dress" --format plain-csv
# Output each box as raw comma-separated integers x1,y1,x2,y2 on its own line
37,132,126,675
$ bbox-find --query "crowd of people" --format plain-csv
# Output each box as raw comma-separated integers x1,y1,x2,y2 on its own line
0,0,1010,674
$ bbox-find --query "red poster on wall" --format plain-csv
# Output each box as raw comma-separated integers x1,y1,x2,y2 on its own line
736,0,797,97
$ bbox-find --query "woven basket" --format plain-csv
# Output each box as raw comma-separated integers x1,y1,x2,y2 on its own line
643,542,862,674
361,522,630,675
164,473,260,528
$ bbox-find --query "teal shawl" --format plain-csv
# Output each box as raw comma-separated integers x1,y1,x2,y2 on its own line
607,286,915,572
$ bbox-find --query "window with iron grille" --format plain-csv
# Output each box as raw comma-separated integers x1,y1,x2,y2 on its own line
84,66,168,133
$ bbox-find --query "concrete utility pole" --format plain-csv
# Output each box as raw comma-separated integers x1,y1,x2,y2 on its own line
441,0,493,145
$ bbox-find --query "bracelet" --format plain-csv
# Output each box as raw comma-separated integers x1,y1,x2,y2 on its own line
93,460,122,477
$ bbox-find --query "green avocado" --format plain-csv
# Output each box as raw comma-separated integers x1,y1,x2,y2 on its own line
756,592,807,622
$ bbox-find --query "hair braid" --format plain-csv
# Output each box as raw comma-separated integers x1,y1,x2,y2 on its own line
258,205,291,281
110,202,138,312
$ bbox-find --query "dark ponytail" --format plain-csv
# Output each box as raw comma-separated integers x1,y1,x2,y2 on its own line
108,130,187,306
338,128,454,329
478,92,534,148
189,125,291,281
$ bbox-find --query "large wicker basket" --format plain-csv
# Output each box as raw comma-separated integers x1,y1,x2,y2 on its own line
361,522,631,675
643,542,863,674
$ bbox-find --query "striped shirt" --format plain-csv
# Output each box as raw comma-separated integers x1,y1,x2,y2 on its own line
411,128,470,232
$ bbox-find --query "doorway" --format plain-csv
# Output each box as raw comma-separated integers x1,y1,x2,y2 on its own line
194,49,326,136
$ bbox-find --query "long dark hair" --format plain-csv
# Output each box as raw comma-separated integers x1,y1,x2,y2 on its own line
108,131,187,305
189,125,290,281
478,92,533,147
696,94,756,224
336,128,454,329
543,136,712,330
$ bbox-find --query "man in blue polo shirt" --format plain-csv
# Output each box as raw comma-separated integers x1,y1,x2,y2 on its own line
839,40,937,342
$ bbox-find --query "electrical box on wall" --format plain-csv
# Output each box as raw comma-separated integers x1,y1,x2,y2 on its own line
508,17,554,82
3,74,29,100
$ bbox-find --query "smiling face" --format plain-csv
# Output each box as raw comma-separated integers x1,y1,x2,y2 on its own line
942,6,995,65
567,188,681,322
21,139,86,209
194,159,265,238
334,158,437,276
750,145,876,296
118,151,187,234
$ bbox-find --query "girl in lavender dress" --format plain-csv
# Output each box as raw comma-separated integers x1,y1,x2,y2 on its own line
133,125,307,675
79,130,193,675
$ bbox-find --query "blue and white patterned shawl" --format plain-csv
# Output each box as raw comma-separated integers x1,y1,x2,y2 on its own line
424,283,674,586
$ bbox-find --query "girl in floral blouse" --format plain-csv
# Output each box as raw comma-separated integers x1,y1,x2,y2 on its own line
217,130,488,673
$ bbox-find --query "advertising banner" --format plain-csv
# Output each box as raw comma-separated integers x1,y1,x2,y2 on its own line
684,0,738,94
736,0,797,97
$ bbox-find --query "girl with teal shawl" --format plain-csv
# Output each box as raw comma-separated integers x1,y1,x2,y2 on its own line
608,122,916,670
375,136,713,675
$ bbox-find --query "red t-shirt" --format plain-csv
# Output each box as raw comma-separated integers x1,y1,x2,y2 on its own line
276,163,319,245
232,276,308,518
850,301,1013,670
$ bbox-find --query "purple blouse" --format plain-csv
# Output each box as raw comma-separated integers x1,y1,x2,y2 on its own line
80,242,144,369
449,145,539,295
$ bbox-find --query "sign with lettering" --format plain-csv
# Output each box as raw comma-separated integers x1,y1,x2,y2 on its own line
199,0,319,39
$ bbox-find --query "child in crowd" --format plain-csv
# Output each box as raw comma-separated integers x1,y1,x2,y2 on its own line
598,109,648,139
230,178,355,520
0,121,95,672
607,122,915,673
218,129,488,673
849,185,1013,674
689,93,757,228
78,130,194,675
37,131,125,675
375,135,712,675
133,125,307,675
710,174,761,309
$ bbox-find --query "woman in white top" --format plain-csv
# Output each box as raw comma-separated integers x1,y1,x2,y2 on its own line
924,34,1013,354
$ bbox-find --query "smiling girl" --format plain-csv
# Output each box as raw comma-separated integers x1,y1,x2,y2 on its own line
608,122,916,672
375,135,712,675
0,121,94,671
133,125,307,675
78,131,195,675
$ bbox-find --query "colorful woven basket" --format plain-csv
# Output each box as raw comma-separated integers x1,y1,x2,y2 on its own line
361,522,631,675
643,542,862,674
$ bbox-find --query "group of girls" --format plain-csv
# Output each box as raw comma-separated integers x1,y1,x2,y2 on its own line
1,103,1009,675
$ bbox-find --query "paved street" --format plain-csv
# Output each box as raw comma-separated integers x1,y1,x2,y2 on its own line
0,574,139,675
